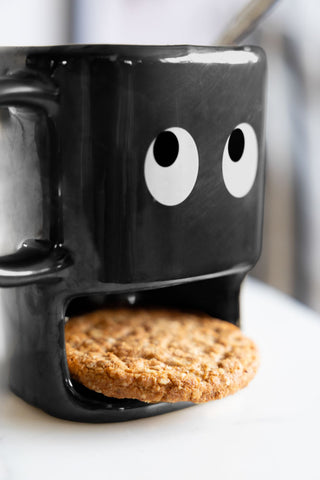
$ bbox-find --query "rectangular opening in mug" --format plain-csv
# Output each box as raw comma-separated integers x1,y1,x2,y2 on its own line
63,275,242,408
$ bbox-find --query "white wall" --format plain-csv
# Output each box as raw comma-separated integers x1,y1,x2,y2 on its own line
0,0,70,46
72,0,249,45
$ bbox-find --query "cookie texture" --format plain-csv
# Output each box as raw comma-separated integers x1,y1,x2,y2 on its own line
65,307,258,403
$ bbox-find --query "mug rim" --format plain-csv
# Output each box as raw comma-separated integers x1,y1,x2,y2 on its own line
0,44,265,65
0,43,263,52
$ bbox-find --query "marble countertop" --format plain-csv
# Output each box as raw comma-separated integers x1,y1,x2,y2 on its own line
1,277,320,480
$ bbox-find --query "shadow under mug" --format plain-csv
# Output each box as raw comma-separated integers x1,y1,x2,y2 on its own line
0,45,266,422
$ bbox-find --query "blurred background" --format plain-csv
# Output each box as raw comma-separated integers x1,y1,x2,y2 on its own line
0,0,319,312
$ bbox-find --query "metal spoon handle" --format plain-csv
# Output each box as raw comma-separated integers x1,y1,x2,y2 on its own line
216,0,280,45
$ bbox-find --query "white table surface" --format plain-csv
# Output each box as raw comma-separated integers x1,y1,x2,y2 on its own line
0,277,320,480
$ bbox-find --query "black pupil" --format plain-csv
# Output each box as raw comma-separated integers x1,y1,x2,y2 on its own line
153,131,179,167
228,128,245,162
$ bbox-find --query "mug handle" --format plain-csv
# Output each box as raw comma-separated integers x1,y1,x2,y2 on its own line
0,72,72,287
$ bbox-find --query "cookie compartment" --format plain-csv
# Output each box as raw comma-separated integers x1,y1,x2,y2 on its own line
63,273,244,411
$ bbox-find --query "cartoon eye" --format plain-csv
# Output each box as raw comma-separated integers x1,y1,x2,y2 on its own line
222,122,258,198
144,127,199,206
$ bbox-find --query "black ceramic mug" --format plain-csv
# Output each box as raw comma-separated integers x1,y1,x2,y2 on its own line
0,45,266,422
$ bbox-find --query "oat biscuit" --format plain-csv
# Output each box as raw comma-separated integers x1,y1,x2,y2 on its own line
65,307,259,403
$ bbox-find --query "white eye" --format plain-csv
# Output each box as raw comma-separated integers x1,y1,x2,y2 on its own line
222,122,258,198
144,127,199,206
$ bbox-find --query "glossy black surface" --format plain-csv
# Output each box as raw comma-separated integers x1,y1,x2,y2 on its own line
0,239,72,286
0,71,68,285
0,70,59,115
0,45,266,422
